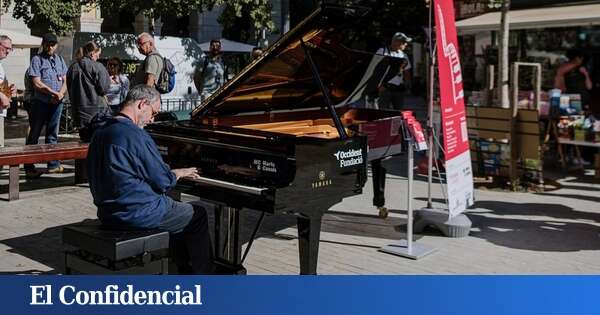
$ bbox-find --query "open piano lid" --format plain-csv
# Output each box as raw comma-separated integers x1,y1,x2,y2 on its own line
191,4,395,120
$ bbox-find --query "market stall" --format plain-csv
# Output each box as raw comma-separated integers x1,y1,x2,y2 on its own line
456,3,600,183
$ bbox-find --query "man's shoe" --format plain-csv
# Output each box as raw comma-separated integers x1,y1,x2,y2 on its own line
25,169,44,179
47,165,65,174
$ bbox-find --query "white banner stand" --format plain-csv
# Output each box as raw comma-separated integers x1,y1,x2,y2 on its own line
413,60,472,238
414,3,472,238
379,139,437,260
415,110,472,238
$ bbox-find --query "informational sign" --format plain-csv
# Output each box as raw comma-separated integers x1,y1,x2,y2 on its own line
359,117,403,161
401,111,428,151
434,0,474,217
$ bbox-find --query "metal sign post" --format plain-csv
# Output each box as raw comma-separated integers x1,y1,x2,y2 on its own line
380,138,436,260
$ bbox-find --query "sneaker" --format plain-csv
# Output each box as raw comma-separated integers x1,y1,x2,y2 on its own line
47,165,65,174
25,169,44,179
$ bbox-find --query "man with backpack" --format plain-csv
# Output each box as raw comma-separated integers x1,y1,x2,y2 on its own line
134,32,175,94
194,39,227,101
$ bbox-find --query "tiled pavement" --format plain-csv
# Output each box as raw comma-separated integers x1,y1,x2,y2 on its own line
0,150,599,274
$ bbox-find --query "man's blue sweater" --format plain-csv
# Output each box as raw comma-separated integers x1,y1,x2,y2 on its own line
87,116,176,228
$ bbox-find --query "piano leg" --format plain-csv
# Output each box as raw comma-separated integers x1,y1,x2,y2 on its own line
371,159,388,218
297,215,322,275
214,205,246,274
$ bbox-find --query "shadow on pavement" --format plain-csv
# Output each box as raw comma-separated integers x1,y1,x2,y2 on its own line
0,203,416,275
561,174,600,185
557,184,600,192
0,224,69,274
468,200,600,252
224,207,407,247
0,164,77,200
534,192,600,204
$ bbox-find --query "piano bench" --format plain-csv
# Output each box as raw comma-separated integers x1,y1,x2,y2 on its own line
62,220,170,275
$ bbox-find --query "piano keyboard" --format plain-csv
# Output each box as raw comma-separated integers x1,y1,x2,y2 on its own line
186,176,268,195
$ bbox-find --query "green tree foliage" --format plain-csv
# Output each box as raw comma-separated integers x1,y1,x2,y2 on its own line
324,0,428,42
218,0,275,42
2,0,82,35
2,0,274,38
97,0,218,20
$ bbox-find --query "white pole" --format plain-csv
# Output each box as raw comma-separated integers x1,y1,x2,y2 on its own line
498,0,511,109
379,137,436,260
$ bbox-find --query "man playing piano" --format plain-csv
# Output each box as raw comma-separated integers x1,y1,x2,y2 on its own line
86,84,214,274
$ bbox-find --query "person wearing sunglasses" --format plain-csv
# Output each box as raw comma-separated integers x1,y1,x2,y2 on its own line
133,33,163,88
0,35,16,145
0,35,15,102
86,84,214,274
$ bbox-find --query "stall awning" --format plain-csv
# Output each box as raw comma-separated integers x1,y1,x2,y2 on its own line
456,4,600,34
199,38,255,53
0,28,41,48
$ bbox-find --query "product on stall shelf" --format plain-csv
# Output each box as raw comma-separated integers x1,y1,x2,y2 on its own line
567,94,582,114
593,120,600,142
557,116,572,140
569,115,585,141
559,95,571,114
477,138,510,177
539,101,550,117
583,116,594,141
574,127,586,141
468,91,485,106
549,88,561,117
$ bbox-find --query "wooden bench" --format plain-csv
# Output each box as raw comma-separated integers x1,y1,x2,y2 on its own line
0,142,88,201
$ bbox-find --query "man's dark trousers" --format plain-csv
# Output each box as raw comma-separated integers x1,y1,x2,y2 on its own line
159,199,215,274
24,99,63,171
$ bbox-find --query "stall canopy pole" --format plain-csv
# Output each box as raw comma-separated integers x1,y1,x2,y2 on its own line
427,0,435,208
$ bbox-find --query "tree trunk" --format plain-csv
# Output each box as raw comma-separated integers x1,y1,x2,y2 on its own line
498,0,510,108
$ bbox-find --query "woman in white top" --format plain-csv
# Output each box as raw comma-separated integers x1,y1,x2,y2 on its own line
105,57,130,113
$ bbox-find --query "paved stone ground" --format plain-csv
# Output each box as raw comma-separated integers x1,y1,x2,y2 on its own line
1,139,599,274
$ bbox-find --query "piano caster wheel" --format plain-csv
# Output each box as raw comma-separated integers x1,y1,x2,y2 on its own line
378,207,388,219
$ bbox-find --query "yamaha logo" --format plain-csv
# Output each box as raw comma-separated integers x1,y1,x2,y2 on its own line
318,171,326,180
333,148,364,168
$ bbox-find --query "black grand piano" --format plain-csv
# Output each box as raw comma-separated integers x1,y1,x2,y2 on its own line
146,4,405,275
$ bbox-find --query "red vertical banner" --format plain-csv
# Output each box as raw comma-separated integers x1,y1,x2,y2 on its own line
434,0,474,217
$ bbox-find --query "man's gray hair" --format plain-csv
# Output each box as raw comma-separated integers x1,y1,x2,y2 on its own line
123,84,160,107
0,35,12,43
137,32,153,43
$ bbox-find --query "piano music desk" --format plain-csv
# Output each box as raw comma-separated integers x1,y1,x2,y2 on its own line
0,142,89,201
